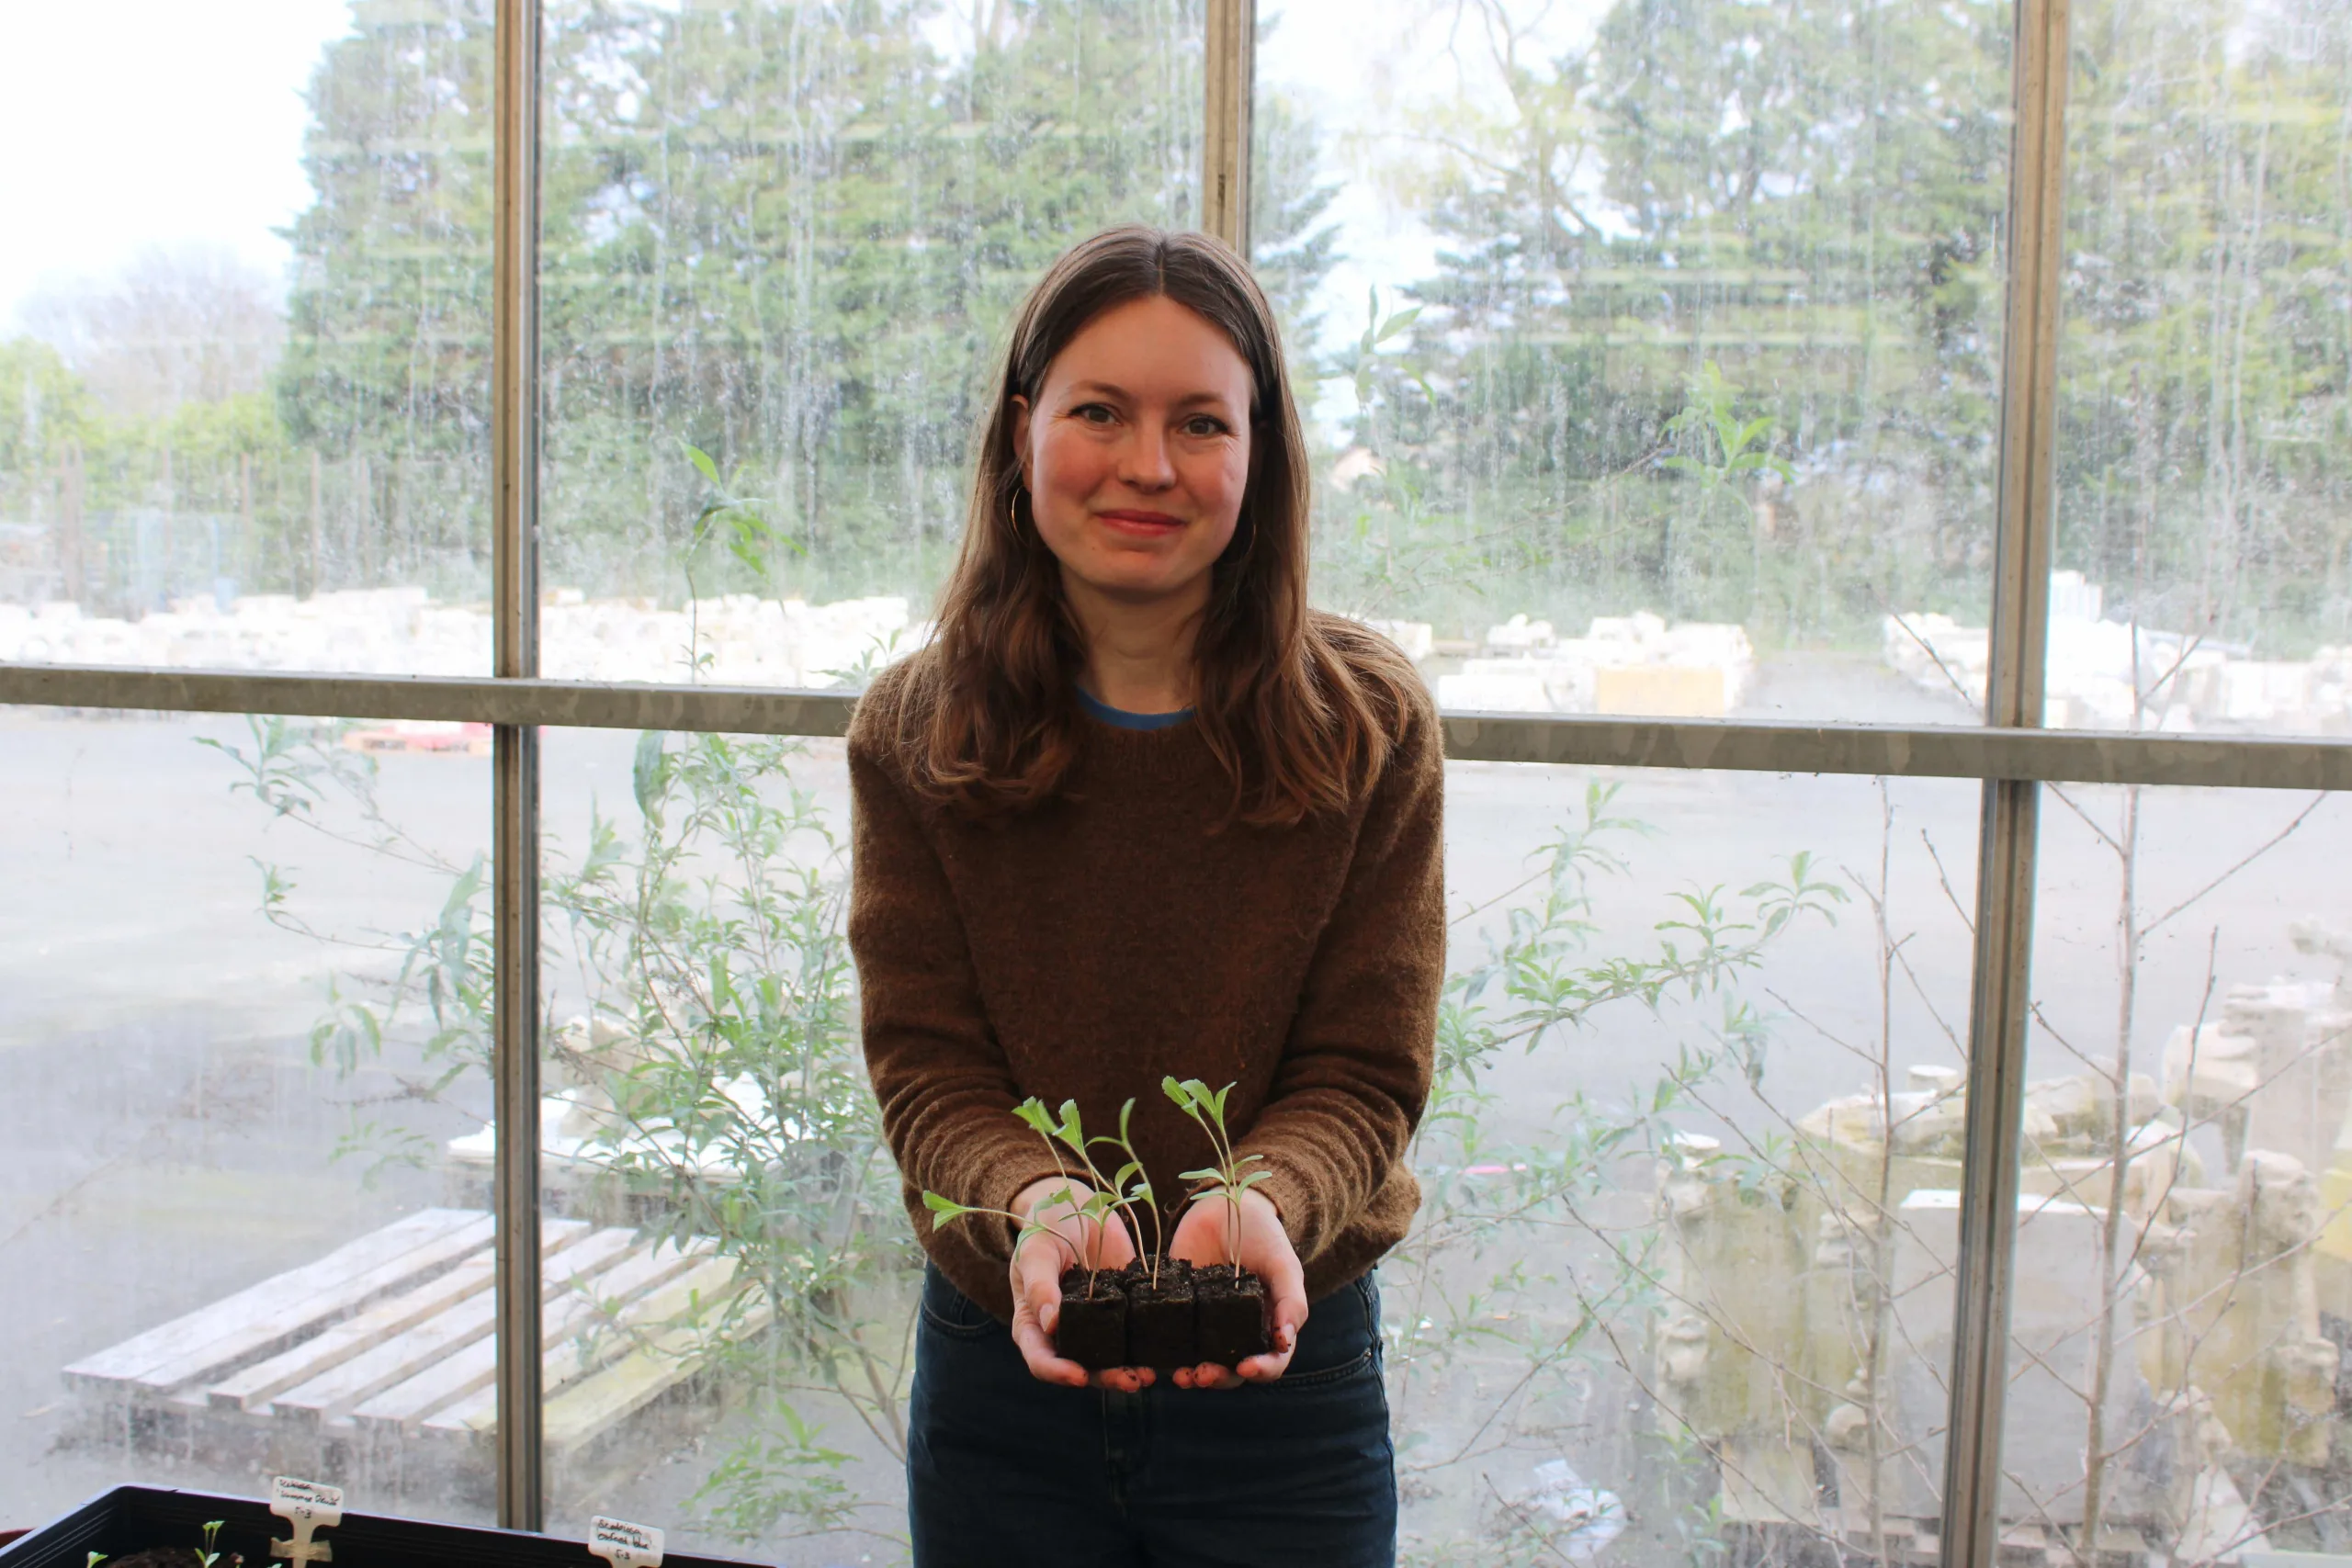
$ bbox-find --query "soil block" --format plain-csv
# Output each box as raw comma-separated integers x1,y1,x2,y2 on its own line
1121,1257,1197,1370
1192,1263,1272,1364
1055,1265,1129,1371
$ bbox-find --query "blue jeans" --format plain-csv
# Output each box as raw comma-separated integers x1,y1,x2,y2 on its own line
906,1262,1396,1567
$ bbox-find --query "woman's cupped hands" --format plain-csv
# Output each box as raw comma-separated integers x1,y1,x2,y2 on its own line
1006,1179,1307,1392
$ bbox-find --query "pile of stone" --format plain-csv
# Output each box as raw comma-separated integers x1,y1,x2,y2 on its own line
1435,611,1754,717
1883,571,2352,733
1656,918,2352,1546
0,588,922,690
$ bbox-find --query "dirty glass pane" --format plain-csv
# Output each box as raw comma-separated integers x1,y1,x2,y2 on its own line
1399,768,1980,1564
0,705,492,1522
2000,784,2352,1555
1252,0,2012,726
0,2,492,675
326,742,1974,1561
534,0,1205,687
526,728,879,1547
2049,1,2352,739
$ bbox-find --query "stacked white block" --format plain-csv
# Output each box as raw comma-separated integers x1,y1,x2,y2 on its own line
1883,571,2351,733
0,589,924,690
1436,611,1754,716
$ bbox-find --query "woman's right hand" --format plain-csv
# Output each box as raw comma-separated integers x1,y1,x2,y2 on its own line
1006,1177,1148,1391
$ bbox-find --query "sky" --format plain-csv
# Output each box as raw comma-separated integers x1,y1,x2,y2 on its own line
0,0,1608,367
1259,0,1609,412
0,0,355,327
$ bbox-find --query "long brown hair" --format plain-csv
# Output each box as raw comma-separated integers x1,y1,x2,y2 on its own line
894,224,1414,828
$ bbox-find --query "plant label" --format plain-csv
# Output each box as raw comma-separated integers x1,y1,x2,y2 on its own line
269,1475,343,1564
588,1517,664,1567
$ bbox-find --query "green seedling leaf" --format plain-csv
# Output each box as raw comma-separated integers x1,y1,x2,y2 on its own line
631,729,668,819
1180,1166,1223,1183
682,439,722,485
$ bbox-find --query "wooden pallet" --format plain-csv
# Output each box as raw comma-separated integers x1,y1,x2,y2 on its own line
64,1208,765,1462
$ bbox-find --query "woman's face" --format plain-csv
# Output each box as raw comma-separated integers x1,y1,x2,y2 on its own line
1012,294,1253,613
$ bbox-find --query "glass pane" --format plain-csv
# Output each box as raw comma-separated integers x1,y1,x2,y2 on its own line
2052,3,2352,738
2000,782,2352,1553
531,728,874,1545
1404,768,1981,1562
1,705,491,1521
425,740,1970,1558
535,0,1206,687
0,2,492,674
1254,0,2014,726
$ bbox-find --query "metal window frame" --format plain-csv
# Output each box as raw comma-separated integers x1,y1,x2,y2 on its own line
4,663,2347,791
490,0,545,1531
1,0,2339,1550
1940,2,2072,1562
1203,0,1255,253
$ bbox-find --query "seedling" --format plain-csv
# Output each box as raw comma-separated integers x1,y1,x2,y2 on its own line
917,1185,1097,1274
1164,1076,1275,1364
1016,1095,1178,1369
84,1517,241,1568
1010,1097,1136,1285
1163,1077,1271,1266
919,1097,1141,1371
1086,1098,1166,1287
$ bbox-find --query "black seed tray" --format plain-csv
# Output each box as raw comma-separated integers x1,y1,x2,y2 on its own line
0,1486,760,1568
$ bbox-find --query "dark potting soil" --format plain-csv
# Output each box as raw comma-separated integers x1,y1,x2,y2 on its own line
1120,1257,1196,1371
104,1553,243,1567
1192,1263,1272,1364
1055,1265,1129,1371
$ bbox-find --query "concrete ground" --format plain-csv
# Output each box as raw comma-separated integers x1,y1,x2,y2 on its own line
2,652,2343,1558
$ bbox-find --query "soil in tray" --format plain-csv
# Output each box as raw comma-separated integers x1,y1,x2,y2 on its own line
1192,1263,1272,1364
1055,1264,1129,1371
106,1553,245,1567
1120,1257,1197,1371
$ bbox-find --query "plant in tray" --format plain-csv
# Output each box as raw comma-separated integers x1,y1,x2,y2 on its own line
87,1519,243,1568
1165,1077,1275,1365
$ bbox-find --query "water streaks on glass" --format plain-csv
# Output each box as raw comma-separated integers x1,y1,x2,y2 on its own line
1255,0,2015,728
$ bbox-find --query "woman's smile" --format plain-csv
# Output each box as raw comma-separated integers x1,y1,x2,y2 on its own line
1096,508,1186,538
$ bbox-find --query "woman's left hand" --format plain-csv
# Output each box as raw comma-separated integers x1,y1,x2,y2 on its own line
1165,1188,1309,1389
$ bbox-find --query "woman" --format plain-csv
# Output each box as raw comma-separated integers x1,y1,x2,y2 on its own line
847,225,1444,1567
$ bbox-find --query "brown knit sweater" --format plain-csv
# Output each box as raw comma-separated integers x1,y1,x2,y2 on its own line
846,649,1445,1324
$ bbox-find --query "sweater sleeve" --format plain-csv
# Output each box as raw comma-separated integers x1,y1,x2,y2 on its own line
846,685,1068,1265
1233,682,1445,1268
